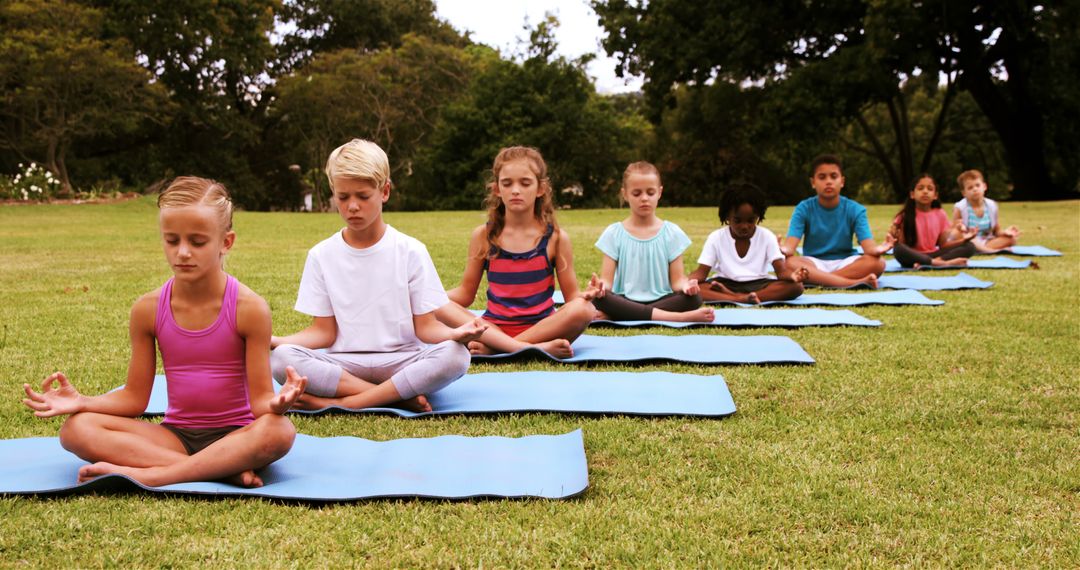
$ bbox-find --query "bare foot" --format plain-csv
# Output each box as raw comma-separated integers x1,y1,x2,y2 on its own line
912,262,923,270
223,470,264,488
859,273,879,289
467,340,495,355
667,307,715,322
931,257,968,267
294,393,334,411
78,462,164,486
399,394,431,413
535,339,574,358
745,292,761,305
593,310,610,321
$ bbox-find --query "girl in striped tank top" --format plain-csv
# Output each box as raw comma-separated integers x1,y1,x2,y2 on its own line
22,177,307,488
437,147,600,357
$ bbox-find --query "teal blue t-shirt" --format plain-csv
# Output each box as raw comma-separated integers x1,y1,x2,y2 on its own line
787,196,873,260
595,221,691,302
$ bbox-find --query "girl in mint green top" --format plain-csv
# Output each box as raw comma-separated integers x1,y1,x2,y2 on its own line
590,162,714,322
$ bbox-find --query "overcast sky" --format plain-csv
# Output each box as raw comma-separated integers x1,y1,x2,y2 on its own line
434,0,643,94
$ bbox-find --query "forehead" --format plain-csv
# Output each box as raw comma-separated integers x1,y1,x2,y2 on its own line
624,171,661,188
498,159,538,179
963,178,984,187
915,177,936,187
813,164,842,177
159,205,223,233
333,176,380,192
728,202,758,216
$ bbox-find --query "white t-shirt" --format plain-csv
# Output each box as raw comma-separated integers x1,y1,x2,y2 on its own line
295,225,449,353
697,226,783,281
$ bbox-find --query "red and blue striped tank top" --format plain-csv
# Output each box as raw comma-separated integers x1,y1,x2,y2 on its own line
482,225,556,331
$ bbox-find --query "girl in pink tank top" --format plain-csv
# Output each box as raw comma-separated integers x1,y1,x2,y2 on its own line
22,177,307,489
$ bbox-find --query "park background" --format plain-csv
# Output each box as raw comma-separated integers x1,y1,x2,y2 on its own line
1,1,1078,567
1,0,1078,208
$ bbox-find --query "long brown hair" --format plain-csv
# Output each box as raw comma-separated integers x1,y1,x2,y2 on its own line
483,146,558,256
895,173,941,246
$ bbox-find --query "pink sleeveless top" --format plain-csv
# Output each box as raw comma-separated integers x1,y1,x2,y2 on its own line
156,275,254,429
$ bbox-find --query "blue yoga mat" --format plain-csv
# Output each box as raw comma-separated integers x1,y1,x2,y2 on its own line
0,431,588,500
589,308,880,328
132,372,737,417
876,272,993,290
884,256,1031,272
472,334,814,364
470,308,878,328
705,289,943,307
999,245,1061,257
885,245,1061,257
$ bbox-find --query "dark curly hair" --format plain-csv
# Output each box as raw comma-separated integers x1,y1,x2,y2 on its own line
718,183,768,224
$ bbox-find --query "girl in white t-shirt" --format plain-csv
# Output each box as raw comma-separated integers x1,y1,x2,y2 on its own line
689,184,808,304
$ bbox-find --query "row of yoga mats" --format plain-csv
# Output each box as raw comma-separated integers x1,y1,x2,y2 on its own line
4,248,1057,500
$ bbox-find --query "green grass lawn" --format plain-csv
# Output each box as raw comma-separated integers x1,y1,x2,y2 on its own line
0,197,1077,567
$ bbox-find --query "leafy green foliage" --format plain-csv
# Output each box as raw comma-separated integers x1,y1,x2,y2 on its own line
0,0,170,193
405,19,649,210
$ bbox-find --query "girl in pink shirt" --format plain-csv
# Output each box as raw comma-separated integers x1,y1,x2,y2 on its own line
890,174,977,268
22,177,307,488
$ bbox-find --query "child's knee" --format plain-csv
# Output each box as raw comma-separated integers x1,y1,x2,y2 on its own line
565,298,597,323
270,344,305,384
437,340,471,379
58,412,97,453
251,415,296,462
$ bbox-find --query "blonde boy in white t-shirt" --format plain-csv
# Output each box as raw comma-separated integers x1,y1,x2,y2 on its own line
689,184,808,304
270,139,487,413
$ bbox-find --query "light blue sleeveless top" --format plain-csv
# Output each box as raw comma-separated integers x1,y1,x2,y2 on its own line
595,221,691,302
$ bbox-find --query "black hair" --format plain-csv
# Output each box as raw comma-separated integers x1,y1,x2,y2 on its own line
895,173,942,246
718,183,768,224
809,154,843,177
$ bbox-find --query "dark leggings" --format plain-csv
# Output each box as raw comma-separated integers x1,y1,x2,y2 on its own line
893,241,977,268
592,291,703,321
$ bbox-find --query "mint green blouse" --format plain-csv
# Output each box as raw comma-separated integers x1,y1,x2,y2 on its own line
595,221,691,302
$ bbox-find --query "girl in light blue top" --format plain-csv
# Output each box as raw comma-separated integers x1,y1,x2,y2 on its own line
590,162,714,322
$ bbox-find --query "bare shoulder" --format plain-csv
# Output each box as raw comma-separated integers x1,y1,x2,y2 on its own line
235,282,271,319
129,288,160,325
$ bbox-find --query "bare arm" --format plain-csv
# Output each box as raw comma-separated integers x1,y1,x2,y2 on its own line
413,310,487,345
859,235,895,257
552,228,584,301
668,256,698,294
780,236,801,257
23,293,158,418
598,255,617,291
270,316,337,349
773,258,808,283
937,226,976,249
237,287,304,416
688,263,711,282
446,225,488,307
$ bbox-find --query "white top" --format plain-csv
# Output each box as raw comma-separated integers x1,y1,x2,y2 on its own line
295,225,449,353
697,226,783,281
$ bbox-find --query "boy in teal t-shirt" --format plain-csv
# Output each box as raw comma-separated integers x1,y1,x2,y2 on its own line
781,154,894,288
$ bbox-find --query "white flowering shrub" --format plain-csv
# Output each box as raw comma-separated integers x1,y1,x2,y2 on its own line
1,163,61,201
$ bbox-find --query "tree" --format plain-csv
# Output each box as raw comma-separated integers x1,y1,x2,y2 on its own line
406,16,649,210
0,0,169,193
593,0,1079,200
271,34,477,210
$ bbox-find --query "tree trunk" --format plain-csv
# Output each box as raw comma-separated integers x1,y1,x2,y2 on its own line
955,8,1064,200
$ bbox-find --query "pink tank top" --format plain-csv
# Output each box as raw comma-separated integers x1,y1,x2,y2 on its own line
156,275,254,429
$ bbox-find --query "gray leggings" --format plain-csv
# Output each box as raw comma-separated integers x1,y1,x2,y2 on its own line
592,291,703,321
270,341,470,399
893,241,977,268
